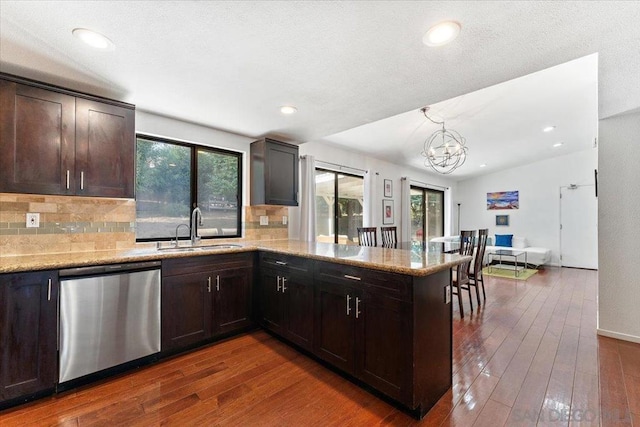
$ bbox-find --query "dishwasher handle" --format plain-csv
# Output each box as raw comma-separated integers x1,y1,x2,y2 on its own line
59,261,161,278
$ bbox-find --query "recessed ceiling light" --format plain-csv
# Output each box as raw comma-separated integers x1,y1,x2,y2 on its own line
423,21,461,47
479,164,487,168
72,28,115,50
553,142,564,148
280,106,297,115
543,126,556,132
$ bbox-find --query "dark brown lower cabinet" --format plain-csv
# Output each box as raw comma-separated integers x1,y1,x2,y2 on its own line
258,253,314,351
161,253,253,352
0,271,58,405
314,264,412,403
214,265,252,335
313,260,451,418
162,271,212,350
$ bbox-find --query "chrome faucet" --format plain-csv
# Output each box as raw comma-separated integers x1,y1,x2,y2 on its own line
191,206,203,245
174,223,190,247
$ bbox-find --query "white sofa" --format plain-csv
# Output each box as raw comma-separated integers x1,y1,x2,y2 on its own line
430,235,551,268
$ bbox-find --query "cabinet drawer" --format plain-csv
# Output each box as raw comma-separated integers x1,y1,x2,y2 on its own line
314,260,411,301
259,252,310,274
163,252,254,277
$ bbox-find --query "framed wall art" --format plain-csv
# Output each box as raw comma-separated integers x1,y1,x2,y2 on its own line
382,199,394,224
487,190,519,210
496,214,509,226
384,179,393,198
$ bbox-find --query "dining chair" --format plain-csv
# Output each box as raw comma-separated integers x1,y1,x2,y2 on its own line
357,227,377,247
452,230,475,318
469,228,489,306
380,226,397,248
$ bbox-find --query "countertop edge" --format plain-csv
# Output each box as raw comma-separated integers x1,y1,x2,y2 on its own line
0,241,470,277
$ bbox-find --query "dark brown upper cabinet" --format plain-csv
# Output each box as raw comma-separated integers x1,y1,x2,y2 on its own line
0,74,135,198
250,138,299,206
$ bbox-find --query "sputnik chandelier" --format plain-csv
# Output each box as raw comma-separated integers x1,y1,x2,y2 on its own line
420,106,468,174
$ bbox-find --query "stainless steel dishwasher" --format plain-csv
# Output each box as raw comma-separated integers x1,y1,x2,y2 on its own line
58,261,161,384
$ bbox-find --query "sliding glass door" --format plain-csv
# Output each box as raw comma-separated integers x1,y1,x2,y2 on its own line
410,186,444,242
315,169,363,244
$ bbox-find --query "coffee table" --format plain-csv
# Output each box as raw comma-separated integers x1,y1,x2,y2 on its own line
488,249,527,277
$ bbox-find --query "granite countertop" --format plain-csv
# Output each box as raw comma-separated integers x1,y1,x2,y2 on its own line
0,239,470,277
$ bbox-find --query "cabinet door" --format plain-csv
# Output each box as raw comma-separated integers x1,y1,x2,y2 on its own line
282,272,314,351
213,267,252,335
161,272,212,351
0,80,75,195
265,140,298,206
75,98,135,198
356,292,412,403
259,268,284,335
0,271,58,402
314,280,356,375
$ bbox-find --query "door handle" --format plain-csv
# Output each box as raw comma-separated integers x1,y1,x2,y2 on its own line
281,277,287,293
80,171,84,190
344,275,361,281
216,275,220,291
355,297,361,319
207,276,212,293
66,170,70,190
346,294,352,316
277,276,281,292
47,278,52,301
275,261,287,266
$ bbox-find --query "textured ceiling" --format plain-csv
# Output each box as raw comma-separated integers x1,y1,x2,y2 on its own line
1,1,639,179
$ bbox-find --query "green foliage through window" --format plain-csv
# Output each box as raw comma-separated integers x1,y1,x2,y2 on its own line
135,135,242,241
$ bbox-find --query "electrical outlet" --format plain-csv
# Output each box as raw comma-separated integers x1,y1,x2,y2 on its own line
282,215,288,225
26,213,40,228
260,216,269,226
445,285,451,304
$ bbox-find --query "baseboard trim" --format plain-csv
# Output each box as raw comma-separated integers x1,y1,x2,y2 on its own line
597,328,640,344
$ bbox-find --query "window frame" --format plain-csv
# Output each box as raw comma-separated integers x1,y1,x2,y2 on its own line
315,168,364,244
410,185,445,243
135,133,243,242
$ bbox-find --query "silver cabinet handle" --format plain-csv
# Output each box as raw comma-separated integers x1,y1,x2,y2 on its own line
216,275,220,292
80,171,84,190
344,275,361,281
355,297,361,319
281,277,287,293
207,276,212,293
66,170,70,189
277,276,281,292
346,294,352,316
275,261,287,266
47,278,52,301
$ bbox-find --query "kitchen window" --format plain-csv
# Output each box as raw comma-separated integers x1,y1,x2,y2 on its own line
315,169,364,245
135,135,242,241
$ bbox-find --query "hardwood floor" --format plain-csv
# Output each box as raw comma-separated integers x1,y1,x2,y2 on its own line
1,267,638,426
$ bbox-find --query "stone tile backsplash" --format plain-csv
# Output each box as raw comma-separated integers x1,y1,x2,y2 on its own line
0,193,289,256
0,193,137,256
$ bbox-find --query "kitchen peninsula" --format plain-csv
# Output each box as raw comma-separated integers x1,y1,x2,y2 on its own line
0,240,469,419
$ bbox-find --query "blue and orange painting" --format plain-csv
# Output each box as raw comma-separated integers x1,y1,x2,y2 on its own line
487,191,519,210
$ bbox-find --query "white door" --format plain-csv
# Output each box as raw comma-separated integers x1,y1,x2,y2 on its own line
560,185,598,269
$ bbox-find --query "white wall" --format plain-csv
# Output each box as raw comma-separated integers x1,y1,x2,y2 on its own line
289,141,457,241
598,110,640,343
456,148,598,266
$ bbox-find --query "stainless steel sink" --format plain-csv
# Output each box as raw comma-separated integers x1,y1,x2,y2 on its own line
156,243,243,252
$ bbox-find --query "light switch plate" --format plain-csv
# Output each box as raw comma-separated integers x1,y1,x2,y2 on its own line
445,285,451,304
260,216,269,226
26,212,40,228
282,216,288,225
